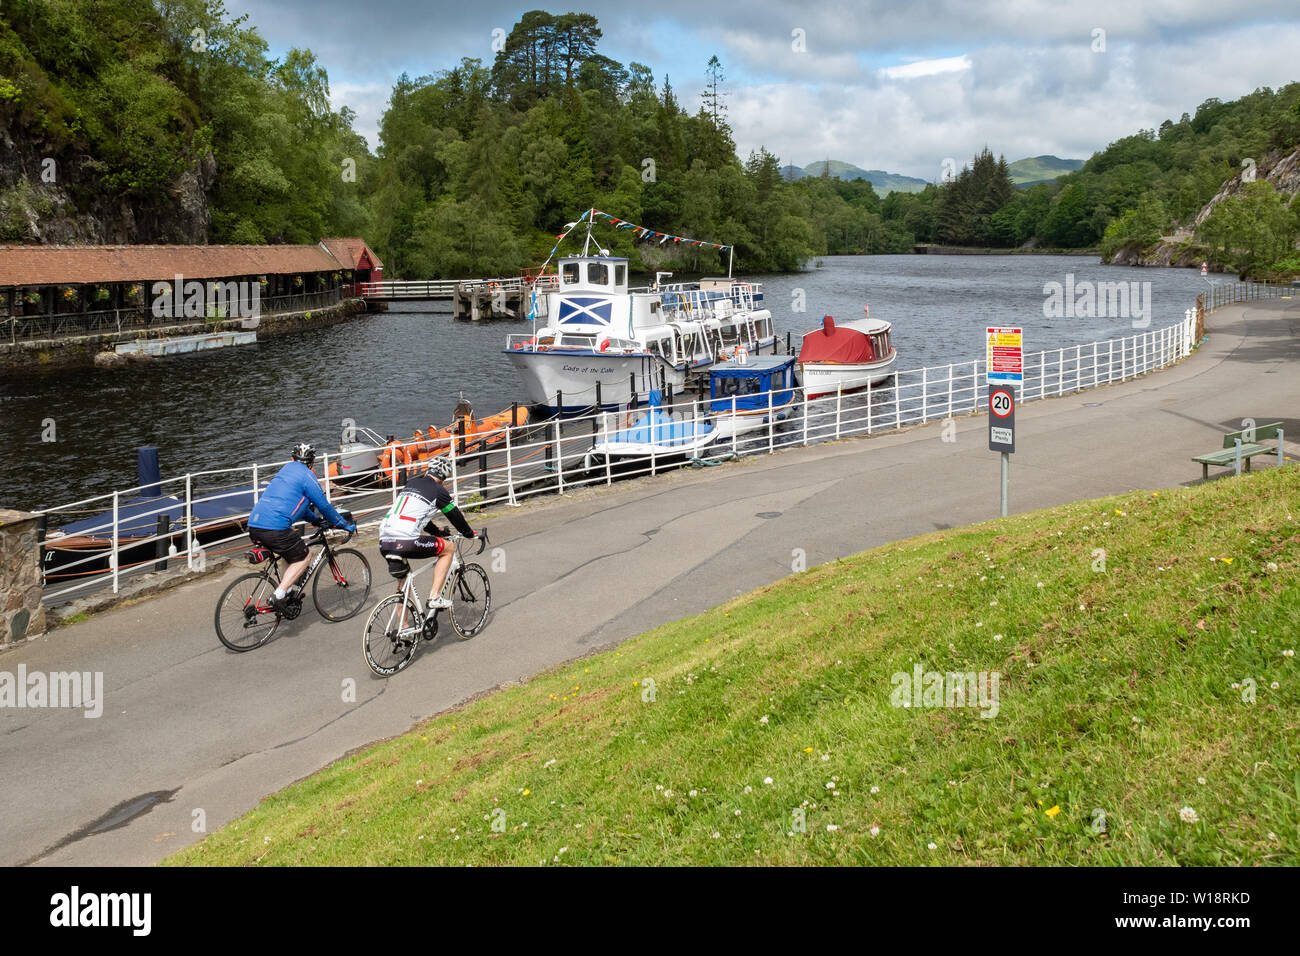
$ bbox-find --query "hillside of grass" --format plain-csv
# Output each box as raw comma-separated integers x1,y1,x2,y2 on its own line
169,468,1300,866
1008,154,1086,186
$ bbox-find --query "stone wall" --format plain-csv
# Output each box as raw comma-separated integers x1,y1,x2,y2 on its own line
0,509,46,648
0,298,367,380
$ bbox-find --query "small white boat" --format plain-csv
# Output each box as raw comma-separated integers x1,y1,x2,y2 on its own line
796,314,896,398
584,390,717,467
708,354,797,441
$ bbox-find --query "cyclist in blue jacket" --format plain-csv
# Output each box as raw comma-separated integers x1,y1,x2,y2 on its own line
248,442,357,613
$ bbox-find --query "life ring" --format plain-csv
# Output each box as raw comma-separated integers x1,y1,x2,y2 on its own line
599,339,611,352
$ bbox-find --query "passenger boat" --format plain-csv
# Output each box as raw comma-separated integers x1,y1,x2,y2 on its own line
504,212,776,414
795,313,897,398
584,390,718,468
708,354,797,441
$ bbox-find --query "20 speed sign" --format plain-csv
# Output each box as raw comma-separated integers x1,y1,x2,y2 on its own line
988,385,1015,452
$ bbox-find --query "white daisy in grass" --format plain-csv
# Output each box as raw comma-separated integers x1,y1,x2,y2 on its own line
927,842,937,850
1179,806,1199,824
1283,649,1295,658
826,824,839,832
689,789,698,797
764,777,774,786
744,786,753,794
1271,681,1280,690
869,826,880,838
759,714,770,725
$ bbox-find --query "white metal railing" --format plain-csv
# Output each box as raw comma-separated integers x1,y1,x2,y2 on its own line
32,311,1200,603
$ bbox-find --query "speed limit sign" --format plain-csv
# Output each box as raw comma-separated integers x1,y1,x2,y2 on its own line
989,386,1015,452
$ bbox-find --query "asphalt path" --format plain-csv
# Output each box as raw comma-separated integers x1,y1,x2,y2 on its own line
2,297,1297,865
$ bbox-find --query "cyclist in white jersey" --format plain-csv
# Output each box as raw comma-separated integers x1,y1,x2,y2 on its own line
378,457,478,613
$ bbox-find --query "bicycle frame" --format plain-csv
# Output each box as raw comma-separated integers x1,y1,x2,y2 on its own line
253,526,346,609
390,535,469,616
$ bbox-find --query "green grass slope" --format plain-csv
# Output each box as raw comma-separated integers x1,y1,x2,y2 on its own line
169,468,1299,866
1009,154,1086,186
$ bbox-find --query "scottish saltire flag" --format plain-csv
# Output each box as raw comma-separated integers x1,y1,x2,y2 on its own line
557,296,613,325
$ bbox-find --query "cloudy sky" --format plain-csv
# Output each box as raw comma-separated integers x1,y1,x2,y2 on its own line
235,0,1300,179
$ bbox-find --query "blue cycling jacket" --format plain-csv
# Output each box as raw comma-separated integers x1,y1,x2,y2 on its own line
248,460,350,531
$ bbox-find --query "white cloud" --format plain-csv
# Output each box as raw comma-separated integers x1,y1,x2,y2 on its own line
879,55,971,81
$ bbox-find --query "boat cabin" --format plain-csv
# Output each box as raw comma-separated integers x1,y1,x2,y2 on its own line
557,256,629,295
709,355,796,413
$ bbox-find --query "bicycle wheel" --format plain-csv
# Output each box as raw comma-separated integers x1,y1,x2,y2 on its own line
363,593,423,676
449,563,491,640
313,547,373,622
215,572,280,651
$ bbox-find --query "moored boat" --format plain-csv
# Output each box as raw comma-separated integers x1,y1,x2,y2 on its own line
795,313,896,398
708,354,797,441
505,209,776,413
584,390,717,468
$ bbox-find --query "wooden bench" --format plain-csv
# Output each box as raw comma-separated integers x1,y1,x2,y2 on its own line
1193,422,1286,479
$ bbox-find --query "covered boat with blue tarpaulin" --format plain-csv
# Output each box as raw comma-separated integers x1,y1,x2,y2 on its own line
708,353,797,440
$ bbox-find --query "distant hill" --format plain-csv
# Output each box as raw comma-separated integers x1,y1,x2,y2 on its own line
1007,155,1085,187
781,160,929,195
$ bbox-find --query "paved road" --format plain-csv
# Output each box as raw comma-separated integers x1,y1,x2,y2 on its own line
3,298,1297,866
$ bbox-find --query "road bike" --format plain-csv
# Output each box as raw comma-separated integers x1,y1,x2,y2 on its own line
362,531,491,676
214,514,372,651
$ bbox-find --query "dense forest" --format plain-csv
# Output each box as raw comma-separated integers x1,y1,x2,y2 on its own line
2,2,1298,276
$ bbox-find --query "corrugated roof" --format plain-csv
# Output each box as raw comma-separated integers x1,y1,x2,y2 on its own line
319,237,384,272
0,241,372,287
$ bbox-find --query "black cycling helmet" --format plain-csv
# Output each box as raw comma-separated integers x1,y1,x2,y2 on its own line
426,456,452,481
291,442,317,466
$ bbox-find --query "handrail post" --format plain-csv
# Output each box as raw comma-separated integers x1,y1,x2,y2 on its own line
836,383,843,439
252,463,260,503
111,491,120,593
922,365,928,420
184,474,194,571
322,452,331,502
604,412,612,486
767,385,775,454
555,417,564,494
802,385,810,446
504,421,518,506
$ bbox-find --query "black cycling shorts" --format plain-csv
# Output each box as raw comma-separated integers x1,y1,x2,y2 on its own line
379,535,445,559
249,526,309,563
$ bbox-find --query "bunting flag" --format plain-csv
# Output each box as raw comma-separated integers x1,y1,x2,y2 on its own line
587,209,732,251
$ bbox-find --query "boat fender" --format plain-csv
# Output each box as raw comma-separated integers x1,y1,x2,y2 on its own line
599,339,611,352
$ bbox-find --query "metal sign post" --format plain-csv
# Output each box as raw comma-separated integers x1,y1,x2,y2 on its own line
986,327,1022,518
988,385,1015,515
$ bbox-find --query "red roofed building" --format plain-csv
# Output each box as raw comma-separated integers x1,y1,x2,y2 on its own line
0,239,384,341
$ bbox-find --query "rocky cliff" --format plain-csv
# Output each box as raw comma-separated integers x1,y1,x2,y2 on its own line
0,116,214,245
1106,146,1300,270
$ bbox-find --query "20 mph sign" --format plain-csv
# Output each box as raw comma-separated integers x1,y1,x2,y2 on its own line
988,385,1015,453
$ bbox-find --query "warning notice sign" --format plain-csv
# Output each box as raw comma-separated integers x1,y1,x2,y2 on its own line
987,327,1023,384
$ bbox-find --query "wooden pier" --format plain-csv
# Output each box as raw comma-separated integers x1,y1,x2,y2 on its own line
360,276,558,321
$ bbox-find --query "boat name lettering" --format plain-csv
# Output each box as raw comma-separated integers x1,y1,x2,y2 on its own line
561,365,615,374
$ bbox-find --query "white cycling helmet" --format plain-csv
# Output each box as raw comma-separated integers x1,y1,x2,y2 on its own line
426,457,452,481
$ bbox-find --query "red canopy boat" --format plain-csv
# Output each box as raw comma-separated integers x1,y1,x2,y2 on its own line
795,314,897,397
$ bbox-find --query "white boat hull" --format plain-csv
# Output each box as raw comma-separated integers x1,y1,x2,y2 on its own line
710,401,795,441
797,353,897,397
504,349,685,411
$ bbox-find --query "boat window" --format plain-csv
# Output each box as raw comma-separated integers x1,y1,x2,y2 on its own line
715,376,761,397
615,264,626,286
561,263,579,285
587,262,609,285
